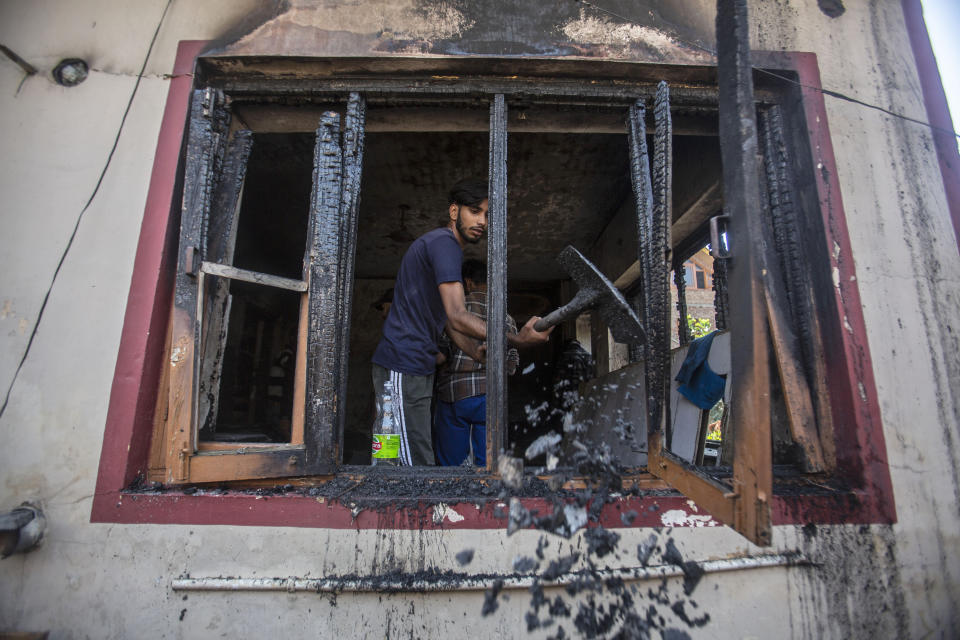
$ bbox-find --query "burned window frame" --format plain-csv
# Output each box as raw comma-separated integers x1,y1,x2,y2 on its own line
116,45,895,540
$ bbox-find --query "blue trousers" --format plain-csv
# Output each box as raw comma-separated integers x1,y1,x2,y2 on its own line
434,395,486,466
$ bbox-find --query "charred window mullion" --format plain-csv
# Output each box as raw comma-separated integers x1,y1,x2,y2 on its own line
486,93,508,471
334,93,367,456
304,111,345,471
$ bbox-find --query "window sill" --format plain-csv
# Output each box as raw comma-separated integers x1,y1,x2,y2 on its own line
90,466,890,529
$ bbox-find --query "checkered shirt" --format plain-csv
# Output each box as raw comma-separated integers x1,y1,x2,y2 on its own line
437,290,519,403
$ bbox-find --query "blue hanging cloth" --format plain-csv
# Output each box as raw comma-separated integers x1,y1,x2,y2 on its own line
674,330,726,410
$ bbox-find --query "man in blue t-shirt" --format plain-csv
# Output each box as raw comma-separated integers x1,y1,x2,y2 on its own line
372,178,553,465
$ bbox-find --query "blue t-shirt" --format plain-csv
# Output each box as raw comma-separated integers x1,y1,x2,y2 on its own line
373,227,463,375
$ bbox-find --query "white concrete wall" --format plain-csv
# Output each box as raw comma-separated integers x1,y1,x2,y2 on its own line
0,1,958,638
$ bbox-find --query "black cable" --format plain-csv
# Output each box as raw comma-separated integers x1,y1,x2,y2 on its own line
0,0,174,420
572,0,960,141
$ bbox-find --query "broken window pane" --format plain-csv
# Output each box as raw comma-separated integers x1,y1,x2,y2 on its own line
198,274,302,443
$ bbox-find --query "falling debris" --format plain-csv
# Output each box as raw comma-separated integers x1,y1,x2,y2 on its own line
513,555,539,573
524,432,563,460
481,579,505,616
541,552,580,581
662,539,706,595
455,549,474,566
637,533,658,567
507,497,532,535
584,526,620,558
498,455,524,490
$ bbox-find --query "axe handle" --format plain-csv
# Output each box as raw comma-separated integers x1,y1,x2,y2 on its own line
533,292,596,332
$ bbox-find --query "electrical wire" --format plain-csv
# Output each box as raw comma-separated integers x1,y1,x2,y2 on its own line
0,0,174,421
571,0,960,141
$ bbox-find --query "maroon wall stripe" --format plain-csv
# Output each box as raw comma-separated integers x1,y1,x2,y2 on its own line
902,0,960,254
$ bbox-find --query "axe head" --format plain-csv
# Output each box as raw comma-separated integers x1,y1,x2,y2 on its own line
558,246,646,345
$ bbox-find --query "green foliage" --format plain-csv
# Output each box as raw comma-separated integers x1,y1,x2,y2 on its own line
686,314,712,339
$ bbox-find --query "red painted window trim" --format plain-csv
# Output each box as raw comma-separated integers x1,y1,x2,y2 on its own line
92,43,895,530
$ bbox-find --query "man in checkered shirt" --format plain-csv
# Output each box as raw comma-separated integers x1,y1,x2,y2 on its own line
434,259,519,466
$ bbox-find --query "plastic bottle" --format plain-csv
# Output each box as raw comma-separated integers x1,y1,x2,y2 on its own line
371,380,400,466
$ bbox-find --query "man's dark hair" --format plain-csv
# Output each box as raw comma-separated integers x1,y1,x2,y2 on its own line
462,259,486,285
448,178,488,207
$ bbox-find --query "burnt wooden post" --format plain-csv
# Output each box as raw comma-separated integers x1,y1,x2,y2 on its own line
717,0,773,545
334,93,367,450
628,82,673,446
305,111,344,470
712,253,729,331
627,99,654,413
487,93,508,471
652,82,674,446
674,264,691,345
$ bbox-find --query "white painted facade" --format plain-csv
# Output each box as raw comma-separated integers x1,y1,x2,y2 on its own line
0,1,958,637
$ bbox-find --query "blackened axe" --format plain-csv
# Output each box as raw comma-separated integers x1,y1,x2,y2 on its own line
533,245,646,344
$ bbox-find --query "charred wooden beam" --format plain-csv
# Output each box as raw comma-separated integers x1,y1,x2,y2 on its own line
335,93,367,452
486,94,508,472
717,0,772,546
674,267,691,346
627,97,653,392
712,255,729,331
305,111,344,469
650,82,674,438
231,104,718,136
759,106,815,371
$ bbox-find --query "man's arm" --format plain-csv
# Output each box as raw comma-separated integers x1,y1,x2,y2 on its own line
438,281,553,347
438,281,486,339
445,323,486,363
509,316,554,348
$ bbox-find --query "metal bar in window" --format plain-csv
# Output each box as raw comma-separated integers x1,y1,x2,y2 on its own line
486,93,508,471
199,262,307,292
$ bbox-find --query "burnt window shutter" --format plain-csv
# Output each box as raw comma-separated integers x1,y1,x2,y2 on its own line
164,88,234,483
637,0,776,547
305,93,366,471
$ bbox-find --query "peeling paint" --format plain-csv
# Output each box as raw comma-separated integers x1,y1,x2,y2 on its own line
170,342,187,366
432,503,465,524
660,509,719,528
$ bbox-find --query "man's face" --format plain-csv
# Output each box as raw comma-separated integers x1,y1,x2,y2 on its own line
450,198,488,245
